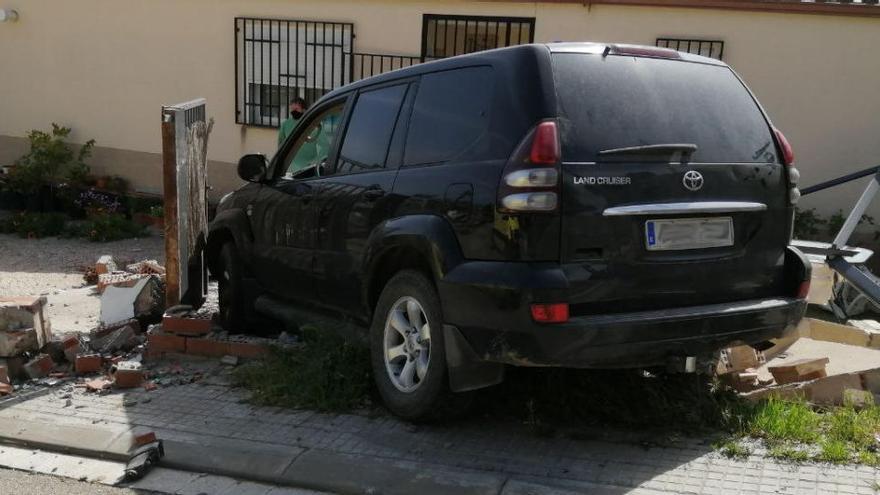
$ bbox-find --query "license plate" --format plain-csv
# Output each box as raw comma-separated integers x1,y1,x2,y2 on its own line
645,217,734,251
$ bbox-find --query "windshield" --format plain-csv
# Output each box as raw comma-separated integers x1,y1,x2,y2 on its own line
552,53,777,163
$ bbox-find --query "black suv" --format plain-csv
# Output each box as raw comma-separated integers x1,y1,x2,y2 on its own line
207,43,810,420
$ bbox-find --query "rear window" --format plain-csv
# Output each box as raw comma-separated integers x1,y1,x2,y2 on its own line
404,66,493,166
552,54,776,163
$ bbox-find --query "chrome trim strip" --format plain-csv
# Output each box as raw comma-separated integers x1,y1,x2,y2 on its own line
602,201,767,216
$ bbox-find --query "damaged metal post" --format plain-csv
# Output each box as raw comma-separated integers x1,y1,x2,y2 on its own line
161,99,211,308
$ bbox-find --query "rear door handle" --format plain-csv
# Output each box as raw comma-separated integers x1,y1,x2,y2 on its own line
363,187,386,200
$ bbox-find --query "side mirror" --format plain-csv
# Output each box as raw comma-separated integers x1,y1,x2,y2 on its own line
237,154,267,183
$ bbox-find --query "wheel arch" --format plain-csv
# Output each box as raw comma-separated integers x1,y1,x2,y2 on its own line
206,207,254,276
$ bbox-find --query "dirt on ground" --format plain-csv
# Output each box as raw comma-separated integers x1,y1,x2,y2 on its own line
0,233,164,333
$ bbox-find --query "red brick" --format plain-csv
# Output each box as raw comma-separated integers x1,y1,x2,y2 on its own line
147,329,186,353
0,383,12,395
85,378,112,392
133,431,157,447
163,314,213,336
0,365,8,384
95,255,117,275
97,272,149,294
75,354,102,374
62,335,81,363
114,369,144,388
186,337,230,357
228,341,270,359
24,354,54,379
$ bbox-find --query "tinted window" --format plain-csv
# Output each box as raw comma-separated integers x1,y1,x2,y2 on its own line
552,54,776,163
336,84,408,175
404,66,494,166
281,101,345,178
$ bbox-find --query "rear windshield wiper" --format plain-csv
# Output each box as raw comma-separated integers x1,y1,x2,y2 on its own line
598,143,698,158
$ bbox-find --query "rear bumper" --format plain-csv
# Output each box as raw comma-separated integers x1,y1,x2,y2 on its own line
449,297,805,368
437,246,810,369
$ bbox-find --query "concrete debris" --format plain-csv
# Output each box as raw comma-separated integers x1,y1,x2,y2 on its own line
99,276,156,326
95,255,118,275
88,320,142,354
126,260,165,276
124,439,164,481
111,360,144,389
84,378,112,393
768,357,829,385
97,272,151,294
0,296,52,356
23,354,54,380
220,355,238,366
74,354,102,375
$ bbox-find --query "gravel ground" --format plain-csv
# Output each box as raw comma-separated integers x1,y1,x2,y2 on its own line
0,233,164,333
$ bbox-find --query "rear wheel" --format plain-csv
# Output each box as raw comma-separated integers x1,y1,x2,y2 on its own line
370,270,466,421
217,242,245,332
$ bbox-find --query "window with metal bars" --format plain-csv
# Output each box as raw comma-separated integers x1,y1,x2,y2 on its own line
421,14,535,60
656,38,724,60
235,17,354,127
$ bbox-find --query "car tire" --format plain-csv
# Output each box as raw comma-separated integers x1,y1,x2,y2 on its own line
217,242,245,331
370,270,465,422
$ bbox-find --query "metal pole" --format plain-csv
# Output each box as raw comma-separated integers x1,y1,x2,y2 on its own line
832,174,880,248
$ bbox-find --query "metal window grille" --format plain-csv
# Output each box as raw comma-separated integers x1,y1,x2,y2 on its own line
352,53,423,81
235,17,354,127
656,38,724,60
421,14,536,60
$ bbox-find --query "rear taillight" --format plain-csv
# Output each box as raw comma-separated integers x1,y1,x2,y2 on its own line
530,121,561,164
531,303,569,324
498,120,561,213
796,280,811,299
774,128,794,166
774,128,800,205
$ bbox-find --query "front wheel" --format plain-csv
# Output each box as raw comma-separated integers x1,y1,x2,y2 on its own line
216,242,245,332
370,270,465,421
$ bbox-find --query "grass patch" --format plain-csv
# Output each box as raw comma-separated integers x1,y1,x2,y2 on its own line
746,398,820,443
818,439,851,464
767,444,811,463
232,326,371,412
718,440,751,459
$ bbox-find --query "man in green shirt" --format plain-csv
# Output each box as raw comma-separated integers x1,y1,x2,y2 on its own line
278,97,307,147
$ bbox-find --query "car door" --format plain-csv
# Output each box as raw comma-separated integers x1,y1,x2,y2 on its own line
250,98,349,304
311,81,414,316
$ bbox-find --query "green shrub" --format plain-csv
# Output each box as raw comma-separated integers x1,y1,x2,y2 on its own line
65,213,147,242
5,124,95,195
0,212,67,238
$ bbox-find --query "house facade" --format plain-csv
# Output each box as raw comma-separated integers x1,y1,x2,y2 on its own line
0,0,878,216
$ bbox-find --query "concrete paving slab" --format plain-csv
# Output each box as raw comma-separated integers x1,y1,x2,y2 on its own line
756,337,880,382
282,449,505,495
159,438,302,484
0,445,125,485
0,416,132,461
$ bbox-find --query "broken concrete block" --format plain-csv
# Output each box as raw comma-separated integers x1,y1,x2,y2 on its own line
112,361,144,389
861,368,880,394
89,320,142,354
126,260,165,276
75,354,102,374
0,296,51,350
847,319,880,349
769,357,830,385
805,373,863,405
843,388,874,408
97,272,150,294
721,345,761,373
220,355,239,366
0,327,38,357
95,255,117,275
24,354,54,379
808,318,871,347
100,276,155,326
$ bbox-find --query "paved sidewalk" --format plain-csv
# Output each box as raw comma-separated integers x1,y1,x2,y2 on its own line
0,370,877,495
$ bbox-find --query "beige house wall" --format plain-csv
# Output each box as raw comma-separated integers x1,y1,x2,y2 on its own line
0,0,878,212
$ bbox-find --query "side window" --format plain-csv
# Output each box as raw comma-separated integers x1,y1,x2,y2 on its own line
281,101,345,178
404,66,493,166
335,84,409,175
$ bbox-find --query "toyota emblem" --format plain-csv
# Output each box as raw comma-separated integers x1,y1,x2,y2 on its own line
683,170,704,192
